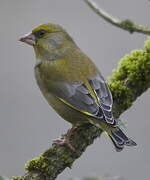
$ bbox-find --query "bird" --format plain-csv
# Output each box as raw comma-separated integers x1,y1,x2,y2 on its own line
19,23,137,152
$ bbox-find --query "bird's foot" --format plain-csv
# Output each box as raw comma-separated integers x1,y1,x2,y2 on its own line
53,135,76,152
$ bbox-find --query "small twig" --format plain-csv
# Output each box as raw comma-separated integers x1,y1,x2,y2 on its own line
84,0,150,35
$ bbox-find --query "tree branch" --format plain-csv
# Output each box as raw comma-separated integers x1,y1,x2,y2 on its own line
84,0,150,35
13,38,150,180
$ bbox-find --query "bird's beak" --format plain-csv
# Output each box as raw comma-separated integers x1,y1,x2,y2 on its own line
19,32,36,46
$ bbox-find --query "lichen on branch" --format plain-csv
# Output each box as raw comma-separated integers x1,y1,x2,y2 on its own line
13,38,150,180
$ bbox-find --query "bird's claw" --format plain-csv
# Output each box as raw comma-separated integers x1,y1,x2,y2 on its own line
53,135,76,152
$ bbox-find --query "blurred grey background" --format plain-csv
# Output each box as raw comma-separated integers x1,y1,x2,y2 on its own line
0,0,149,179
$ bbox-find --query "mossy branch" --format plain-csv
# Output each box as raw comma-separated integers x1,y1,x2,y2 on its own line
84,0,150,35
13,38,150,180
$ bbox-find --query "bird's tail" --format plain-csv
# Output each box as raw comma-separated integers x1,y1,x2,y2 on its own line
106,128,137,152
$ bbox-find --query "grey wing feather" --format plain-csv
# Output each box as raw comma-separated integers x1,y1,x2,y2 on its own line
51,73,115,125
89,73,115,125
53,82,103,118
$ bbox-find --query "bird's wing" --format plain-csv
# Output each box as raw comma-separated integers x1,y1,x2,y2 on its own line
52,73,115,126
89,74,115,125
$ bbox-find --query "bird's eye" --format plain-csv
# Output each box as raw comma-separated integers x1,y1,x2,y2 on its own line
35,29,46,38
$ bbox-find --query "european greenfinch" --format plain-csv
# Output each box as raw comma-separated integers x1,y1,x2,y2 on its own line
19,23,136,151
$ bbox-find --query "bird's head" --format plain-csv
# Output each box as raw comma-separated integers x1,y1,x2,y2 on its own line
19,23,74,60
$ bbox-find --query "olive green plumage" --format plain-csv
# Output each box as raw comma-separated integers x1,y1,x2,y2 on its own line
20,23,136,151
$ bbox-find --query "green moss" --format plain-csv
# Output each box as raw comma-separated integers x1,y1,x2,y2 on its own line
109,81,132,118
65,158,74,168
24,147,74,177
109,46,150,117
144,37,150,53
25,157,48,174
120,19,135,33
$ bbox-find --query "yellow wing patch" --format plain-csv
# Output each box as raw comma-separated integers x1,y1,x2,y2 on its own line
58,97,94,117
84,81,100,105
